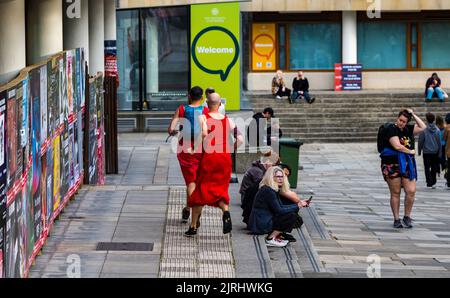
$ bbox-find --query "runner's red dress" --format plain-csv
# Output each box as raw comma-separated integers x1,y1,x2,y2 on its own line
189,114,233,207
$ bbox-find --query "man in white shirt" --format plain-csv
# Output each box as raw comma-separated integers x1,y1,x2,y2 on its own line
204,87,226,116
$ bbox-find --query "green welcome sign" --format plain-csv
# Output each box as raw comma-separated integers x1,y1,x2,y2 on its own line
191,2,240,111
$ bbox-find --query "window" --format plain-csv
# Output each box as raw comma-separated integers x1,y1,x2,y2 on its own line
278,25,286,70
357,22,407,69
116,7,189,112
289,23,341,70
117,10,141,111
421,22,450,69
142,7,189,111
410,23,418,68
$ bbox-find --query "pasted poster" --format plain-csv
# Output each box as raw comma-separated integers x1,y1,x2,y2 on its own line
40,65,48,145
67,51,74,116
45,144,54,226
68,122,75,189
105,40,119,86
76,49,82,111
71,50,78,114
61,125,70,200
40,154,47,230
47,61,55,138
48,59,58,137
24,154,34,271
0,90,6,278
58,56,66,126
81,48,86,108
88,83,98,184
73,118,80,183
15,83,24,183
6,88,17,189
21,76,29,149
5,198,18,277
52,136,61,213
77,113,83,178
5,190,27,278
32,81,42,244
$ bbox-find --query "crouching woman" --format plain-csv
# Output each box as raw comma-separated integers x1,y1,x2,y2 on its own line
248,167,299,248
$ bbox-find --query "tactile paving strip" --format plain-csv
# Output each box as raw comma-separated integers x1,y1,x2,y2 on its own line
159,187,236,278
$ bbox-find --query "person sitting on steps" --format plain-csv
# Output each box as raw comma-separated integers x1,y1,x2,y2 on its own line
272,70,292,103
425,72,447,102
248,167,300,248
292,70,316,104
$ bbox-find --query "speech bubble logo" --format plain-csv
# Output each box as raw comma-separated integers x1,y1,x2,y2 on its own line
253,34,275,60
192,26,240,82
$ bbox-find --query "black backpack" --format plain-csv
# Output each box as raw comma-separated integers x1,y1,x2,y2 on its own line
377,123,393,153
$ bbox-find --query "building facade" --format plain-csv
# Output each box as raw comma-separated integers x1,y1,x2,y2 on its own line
115,0,450,118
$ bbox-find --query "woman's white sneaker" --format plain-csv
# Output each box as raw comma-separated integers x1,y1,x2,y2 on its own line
265,237,288,247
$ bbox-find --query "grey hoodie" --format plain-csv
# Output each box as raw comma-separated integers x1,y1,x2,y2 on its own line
419,124,442,156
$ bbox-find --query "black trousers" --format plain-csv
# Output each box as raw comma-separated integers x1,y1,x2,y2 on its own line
447,158,450,186
276,88,291,98
423,153,439,187
440,146,447,173
272,213,297,233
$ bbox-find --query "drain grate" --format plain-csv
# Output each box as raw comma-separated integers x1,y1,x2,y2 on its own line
96,242,154,252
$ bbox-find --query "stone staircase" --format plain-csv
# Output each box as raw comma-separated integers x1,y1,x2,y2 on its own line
248,91,450,143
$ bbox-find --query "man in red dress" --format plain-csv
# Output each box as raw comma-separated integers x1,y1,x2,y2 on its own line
185,93,243,237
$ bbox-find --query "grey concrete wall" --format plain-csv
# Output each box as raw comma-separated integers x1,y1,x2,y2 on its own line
0,0,26,80
26,0,63,65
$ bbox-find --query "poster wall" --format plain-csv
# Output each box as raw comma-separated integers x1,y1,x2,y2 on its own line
0,48,97,278
0,90,7,278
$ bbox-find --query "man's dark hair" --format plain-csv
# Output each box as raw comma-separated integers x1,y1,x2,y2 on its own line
205,87,215,96
436,115,444,127
190,86,203,101
398,109,413,123
446,113,450,124
263,107,274,117
426,112,435,124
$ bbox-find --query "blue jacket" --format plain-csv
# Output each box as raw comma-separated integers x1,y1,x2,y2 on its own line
248,186,299,235
380,148,417,181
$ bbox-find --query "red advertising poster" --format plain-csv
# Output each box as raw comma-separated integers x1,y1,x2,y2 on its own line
105,40,119,85
334,63,343,91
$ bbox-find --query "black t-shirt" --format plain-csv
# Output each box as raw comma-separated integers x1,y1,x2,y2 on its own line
382,124,415,164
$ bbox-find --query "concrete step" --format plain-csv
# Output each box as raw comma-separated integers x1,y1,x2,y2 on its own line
282,127,387,133
248,94,450,143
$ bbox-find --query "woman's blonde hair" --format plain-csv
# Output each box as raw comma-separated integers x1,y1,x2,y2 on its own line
260,166,290,193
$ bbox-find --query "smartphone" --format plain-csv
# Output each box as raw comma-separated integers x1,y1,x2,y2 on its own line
305,196,313,206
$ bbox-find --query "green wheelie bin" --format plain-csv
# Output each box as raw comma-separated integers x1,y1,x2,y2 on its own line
279,138,303,189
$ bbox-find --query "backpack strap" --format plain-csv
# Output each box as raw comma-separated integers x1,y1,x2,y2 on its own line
178,105,186,118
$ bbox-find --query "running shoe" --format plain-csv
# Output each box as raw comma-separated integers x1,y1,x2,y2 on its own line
393,219,404,229
184,227,197,237
223,211,232,234
265,237,289,248
279,233,297,242
403,216,413,229
182,207,190,223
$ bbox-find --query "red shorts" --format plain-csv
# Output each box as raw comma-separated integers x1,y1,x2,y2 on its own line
177,152,203,186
